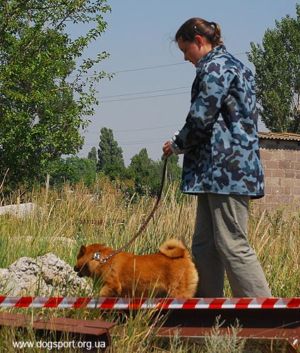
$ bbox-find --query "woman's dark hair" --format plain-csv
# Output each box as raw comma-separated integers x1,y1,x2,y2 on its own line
175,17,223,47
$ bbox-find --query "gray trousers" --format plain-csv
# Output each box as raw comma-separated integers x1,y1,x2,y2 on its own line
192,193,271,297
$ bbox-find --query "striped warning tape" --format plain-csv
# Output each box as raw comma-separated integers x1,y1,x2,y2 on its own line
0,297,299,309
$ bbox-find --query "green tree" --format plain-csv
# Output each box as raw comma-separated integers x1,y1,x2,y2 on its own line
248,5,300,133
165,154,182,183
0,0,111,190
97,127,125,178
128,148,160,195
88,146,98,164
48,157,97,187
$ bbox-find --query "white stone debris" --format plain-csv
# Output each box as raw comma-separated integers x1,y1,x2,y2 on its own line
0,202,37,218
0,253,92,296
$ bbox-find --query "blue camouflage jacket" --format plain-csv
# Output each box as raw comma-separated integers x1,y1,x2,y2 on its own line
172,45,264,198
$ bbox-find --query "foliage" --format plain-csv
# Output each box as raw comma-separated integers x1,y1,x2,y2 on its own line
47,156,97,186
87,146,97,163
97,127,125,179
127,148,160,195
0,0,111,190
248,4,300,132
14,124,181,194
94,127,182,196
165,154,182,183
127,151,182,196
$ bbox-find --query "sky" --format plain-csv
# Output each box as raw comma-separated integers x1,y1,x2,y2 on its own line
77,0,299,165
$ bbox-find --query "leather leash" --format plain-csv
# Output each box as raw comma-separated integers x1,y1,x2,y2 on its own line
94,156,169,264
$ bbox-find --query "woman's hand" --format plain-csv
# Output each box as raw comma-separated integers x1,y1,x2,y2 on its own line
162,140,173,157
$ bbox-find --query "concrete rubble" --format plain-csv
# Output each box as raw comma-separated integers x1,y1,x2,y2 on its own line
0,203,37,218
0,253,92,296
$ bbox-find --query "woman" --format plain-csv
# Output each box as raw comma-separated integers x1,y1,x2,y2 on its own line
163,18,271,297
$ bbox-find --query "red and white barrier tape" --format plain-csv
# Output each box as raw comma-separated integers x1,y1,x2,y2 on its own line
0,297,299,309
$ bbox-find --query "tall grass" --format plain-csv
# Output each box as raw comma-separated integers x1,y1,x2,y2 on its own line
0,176,299,352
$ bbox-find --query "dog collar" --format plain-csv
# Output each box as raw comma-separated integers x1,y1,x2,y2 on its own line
93,252,101,261
93,251,114,264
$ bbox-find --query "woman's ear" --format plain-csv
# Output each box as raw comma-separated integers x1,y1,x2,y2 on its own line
194,34,204,47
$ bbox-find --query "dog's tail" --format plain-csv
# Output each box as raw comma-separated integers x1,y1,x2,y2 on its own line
159,239,188,258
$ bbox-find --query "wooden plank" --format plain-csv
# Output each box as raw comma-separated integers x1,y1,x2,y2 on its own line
161,307,300,329
0,312,115,336
45,316,115,330
157,326,300,340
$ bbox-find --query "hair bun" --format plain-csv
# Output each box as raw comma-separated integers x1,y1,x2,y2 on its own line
175,18,223,47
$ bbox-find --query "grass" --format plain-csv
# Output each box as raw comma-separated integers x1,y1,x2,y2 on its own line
0,176,299,352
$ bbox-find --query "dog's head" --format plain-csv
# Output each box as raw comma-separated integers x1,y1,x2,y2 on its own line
74,244,107,278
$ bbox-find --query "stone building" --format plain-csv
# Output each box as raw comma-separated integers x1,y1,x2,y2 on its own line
255,132,300,210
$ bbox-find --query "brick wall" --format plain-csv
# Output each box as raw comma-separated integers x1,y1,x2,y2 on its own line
255,138,300,211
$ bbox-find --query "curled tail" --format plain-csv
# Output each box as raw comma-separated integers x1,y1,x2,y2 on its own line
159,239,188,258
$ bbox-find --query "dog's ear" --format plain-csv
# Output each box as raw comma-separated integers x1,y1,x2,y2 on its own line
78,245,86,258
